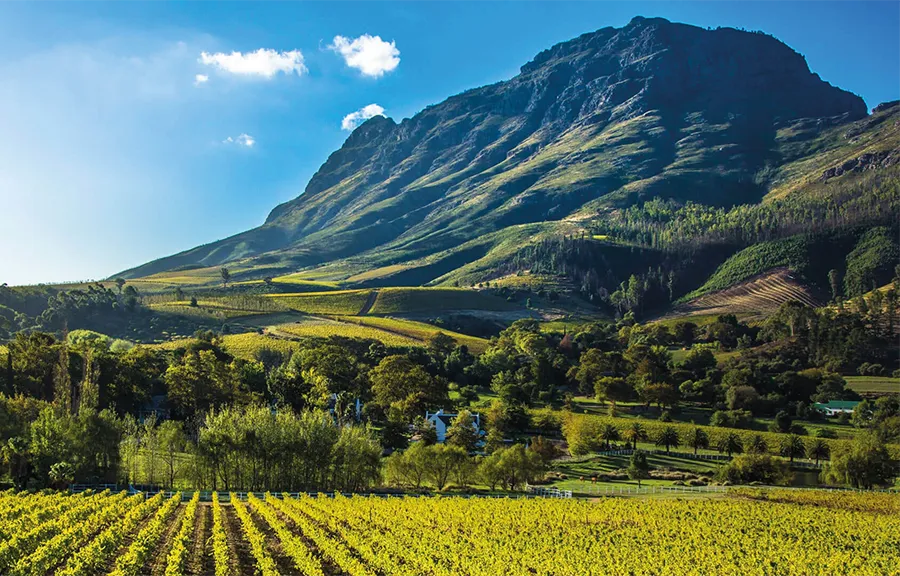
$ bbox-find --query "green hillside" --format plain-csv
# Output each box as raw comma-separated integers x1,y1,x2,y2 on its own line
115,17,892,306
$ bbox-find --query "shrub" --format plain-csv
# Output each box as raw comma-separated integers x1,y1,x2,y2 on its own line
717,454,792,486
710,410,753,428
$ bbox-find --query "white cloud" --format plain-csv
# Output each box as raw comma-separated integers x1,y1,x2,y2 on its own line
194,73,208,85
199,48,306,78
341,104,385,130
328,35,399,77
223,133,255,147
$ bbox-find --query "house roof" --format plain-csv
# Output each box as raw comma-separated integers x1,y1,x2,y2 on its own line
813,401,860,410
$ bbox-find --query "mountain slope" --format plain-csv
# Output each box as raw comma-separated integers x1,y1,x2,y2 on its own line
120,16,870,284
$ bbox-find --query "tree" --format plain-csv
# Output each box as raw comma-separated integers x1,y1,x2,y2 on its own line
115,278,126,294
445,410,479,453
627,451,650,487
384,442,430,489
805,438,830,466
624,422,648,451
527,436,559,465
718,432,744,457
496,444,544,490
654,426,679,454
427,333,456,359
599,424,621,451
828,269,841,303
747,434,768,455
823,433,897,489
158,420,187,489
476,453,504,491
370,355,446,422
425,444,469,490
686,427,709,455
779,434,805,463
49,461,75,489
718,454,791,485
220,267,231,288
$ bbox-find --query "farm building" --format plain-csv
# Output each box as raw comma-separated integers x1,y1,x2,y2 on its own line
425,409,482,443
813,400,860,416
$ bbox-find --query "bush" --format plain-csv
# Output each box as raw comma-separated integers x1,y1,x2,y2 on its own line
710,410,753,428
814,428,838,439
858,362,885,377
717,454,792,486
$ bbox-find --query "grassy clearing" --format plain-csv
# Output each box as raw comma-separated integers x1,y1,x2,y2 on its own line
845,376,900,395
272,320,419,347
335,316,489,354
369,287,516,314
266,290,372,315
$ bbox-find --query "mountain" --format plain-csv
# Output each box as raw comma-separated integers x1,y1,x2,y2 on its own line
120,16,890,299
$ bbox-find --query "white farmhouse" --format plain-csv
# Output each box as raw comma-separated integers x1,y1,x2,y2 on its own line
425,409,482,443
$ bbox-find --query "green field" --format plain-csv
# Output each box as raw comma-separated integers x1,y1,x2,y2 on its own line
266,290,372,315
369,287,516,314
335,315,489,353
845,375,900,395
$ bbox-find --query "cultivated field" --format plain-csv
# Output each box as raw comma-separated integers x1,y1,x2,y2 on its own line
266,290,373,316
269,319,421,348
0,489,897,576
334,316,489,353
845,375,900,395
671,268,819,320
369,287,516,314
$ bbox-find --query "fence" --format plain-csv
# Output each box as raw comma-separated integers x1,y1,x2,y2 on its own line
525,485,573,499
68,485,545,501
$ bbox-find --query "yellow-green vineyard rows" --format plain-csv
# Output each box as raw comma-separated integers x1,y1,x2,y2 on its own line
0,489,897,576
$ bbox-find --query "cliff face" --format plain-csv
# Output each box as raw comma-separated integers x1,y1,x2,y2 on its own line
121,16,867,280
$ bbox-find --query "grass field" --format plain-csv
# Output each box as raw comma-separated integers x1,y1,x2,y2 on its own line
1,490,896,576
334,315,489,353
266,290,372,315
845,375,900,395
369,287,516,314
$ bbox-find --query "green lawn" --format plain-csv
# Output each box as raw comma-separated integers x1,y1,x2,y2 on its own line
845,375,900,395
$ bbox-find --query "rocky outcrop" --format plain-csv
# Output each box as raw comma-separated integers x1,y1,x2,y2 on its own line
873,100,900,114
821,149,900,181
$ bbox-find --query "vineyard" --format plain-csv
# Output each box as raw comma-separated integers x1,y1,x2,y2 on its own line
0,488,897,576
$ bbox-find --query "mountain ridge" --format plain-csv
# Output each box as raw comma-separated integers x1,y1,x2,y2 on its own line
118,16,872,285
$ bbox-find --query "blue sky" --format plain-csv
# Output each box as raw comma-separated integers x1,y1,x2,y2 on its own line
1,1,897,285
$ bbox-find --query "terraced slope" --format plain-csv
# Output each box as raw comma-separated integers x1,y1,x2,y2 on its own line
670,268,820,319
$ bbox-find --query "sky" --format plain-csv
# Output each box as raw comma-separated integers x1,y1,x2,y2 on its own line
0,1,897,285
